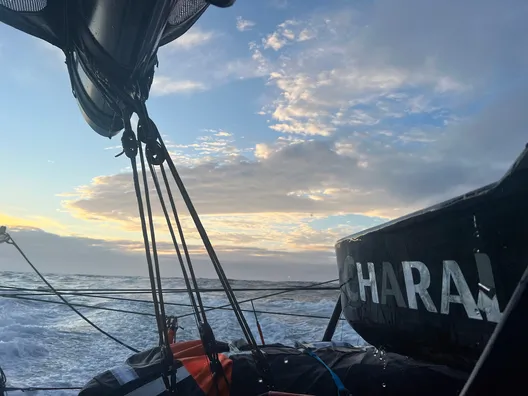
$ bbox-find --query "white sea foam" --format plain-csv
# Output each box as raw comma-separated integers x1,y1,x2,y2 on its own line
0,271,364,395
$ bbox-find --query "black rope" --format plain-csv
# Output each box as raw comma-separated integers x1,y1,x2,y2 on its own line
0,285,340,294
160,163,208,324
5,386,83,392
148,160,201,327
155,128,259,351
0,232,139,353
1,363,83,394
0,292,346,321
136,108,230,392
123,124,166,349
178,278,342,319
138,141,170,351
1,293,156,317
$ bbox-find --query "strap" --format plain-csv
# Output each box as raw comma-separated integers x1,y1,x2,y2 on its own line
304,350,350,396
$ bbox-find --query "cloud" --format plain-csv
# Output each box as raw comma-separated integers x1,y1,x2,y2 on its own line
360,0,528,87
0,226,340,281
0,213,72,236
251,8,477,138
242,0,528,144
151,76,206,96
166,27,214,50
236,17,256,32
262,20,300,51
161,129,251,167
59,75,528,253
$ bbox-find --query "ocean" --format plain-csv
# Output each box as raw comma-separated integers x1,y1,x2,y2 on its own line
0,271,364,395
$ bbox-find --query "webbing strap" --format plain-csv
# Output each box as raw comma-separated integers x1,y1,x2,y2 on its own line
304,350,349,396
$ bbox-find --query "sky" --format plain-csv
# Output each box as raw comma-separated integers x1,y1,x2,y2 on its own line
0,0,527,281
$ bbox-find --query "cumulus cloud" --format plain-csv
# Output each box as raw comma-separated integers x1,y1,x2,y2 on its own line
244,0,527,144
166,27,214,50
151,76,206,96
61,82,528,227
236,17,256,32
252,11,475,137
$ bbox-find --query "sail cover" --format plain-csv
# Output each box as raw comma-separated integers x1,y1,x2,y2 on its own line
0,0,209,50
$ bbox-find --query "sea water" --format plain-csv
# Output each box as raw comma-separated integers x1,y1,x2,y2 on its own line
0,271,364,395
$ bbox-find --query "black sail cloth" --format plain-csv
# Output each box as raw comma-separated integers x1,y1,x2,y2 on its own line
78,342,468,396
0,0,209,50
229,344,468,396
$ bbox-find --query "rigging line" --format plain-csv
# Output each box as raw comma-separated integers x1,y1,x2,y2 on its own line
160,163,207,324
0,235,139,353
125,128,166,348
158,136,258,350
2,293,156,317
0,278,340,302
178,278,341,319
138,141,170,351
251,300,265,345
1,293,347,321
137,114,229,392
1,288,339,301
149,160,201,327
5,386,83,391
0,285,340,294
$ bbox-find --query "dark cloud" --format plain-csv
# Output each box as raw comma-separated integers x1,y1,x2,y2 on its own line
361,0,528,86
0,227,338,281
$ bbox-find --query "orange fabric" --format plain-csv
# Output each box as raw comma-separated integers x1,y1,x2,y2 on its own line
171,340,232,396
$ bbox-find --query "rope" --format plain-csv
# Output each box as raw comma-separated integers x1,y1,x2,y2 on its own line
123,124,167,350
148,160,201,327
155,126,260,352
123,122,177,394
304,349,349,396
0,292,347,321
0,232,139,353
5,386,83,392
178,278,341,319
138,140,171,353
0,285,340,294
1,363,83,394
252,300,265,345
160,162,208,324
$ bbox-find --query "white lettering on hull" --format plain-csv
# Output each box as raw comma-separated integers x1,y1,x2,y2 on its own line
356,262,379,304
381,262,406,308
342,253,502,322
441,260,482,320
402,261,437,313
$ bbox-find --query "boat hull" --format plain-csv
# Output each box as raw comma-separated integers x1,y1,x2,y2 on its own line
336,147,528,370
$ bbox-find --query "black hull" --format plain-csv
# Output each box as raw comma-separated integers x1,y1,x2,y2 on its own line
336,146,528,370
